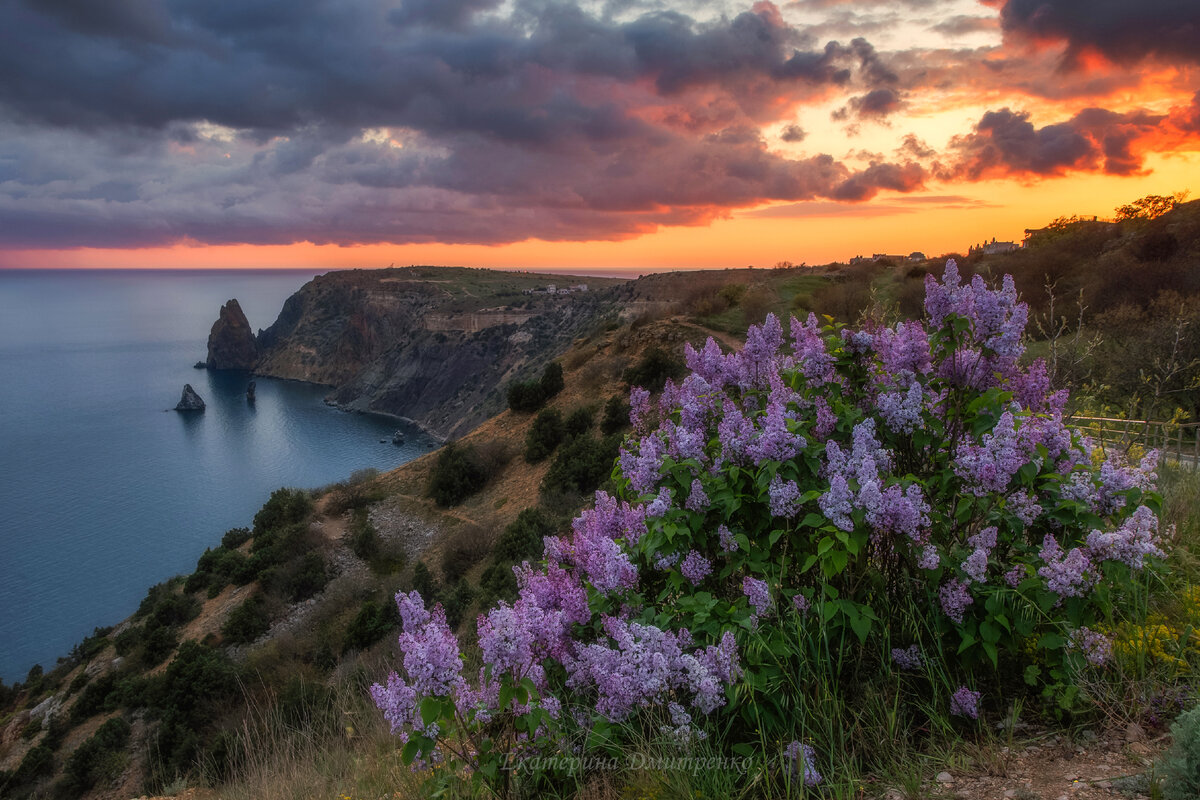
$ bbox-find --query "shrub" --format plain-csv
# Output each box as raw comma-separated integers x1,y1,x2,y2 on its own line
600,395,629,435
426,442,488,507
221,526,252,549
271,552,330,601
540,433,620,499
411,561,437,600
72,671,118,721
148,591,200,630
222,593,271,645
1162,704,1200,799
565,405,596,437
11,744,53,786
342,598,400,654
479,561,519,606
349,508,379,560
507,362,566,413
539,361,565,398
252,488,312,536
506,380,546,413
494,507,558,563
524,408,565,463
369,262,1173,792
441,579,477,630
622,346,685,392
69,627,112,664
138,624,179,668
60,716,130,794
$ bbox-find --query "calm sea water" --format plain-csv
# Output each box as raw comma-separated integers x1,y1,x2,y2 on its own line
0,269,433,681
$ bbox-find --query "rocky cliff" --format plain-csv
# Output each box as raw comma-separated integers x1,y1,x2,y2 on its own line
245,268,630,439
206,298,259,370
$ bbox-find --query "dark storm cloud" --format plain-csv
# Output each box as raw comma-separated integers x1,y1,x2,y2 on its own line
835,87,905,121
0,0,931,247
388,0,504,29
996,0,1200,66
942,106,1167,180
780,124,807,142
0,0,932,248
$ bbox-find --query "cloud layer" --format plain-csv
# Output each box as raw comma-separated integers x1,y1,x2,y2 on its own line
0,0,1196,250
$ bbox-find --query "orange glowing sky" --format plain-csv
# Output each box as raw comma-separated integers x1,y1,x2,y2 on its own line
1,0,1198,273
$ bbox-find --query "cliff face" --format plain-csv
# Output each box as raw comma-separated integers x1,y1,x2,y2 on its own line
206,298,259,370
248,268,629,439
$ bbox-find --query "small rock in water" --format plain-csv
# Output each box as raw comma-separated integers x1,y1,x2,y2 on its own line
174,384,206,412
246,380,256,403
193,360,207,369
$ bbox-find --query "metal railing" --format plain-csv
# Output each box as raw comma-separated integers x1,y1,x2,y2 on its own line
1068,416,1200,470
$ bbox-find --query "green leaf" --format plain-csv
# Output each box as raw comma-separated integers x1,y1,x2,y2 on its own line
419,697,441,728
1038,633,1065,651
401,739,421,765
801,513,826,528
1023,665,1041,686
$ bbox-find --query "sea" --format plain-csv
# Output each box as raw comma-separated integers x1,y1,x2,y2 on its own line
0,269,435,682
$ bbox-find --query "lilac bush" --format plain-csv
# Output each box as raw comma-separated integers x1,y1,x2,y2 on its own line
373,260,1169,787
598,260,1166,729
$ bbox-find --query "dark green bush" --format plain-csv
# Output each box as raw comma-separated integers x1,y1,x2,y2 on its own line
113,626,141,657
221,526,252,549
479,562,519,607
349,508,379,561
342,598,399,654
71,671,118,721
148,592,200,630
137,625,179,669
60,716,130,794
601,395,630,435
507,362,566,412
506,380,546,413
11,744,53,786
524,408,565,463
539,361,564,398
69,627,112,664
412,561,437,600
441,579,476,630
540,433,621,499
67,671,89,696
494,507,557,562
622,346,684,392
152,642,238,723
135,581,179,620
221,594,271,645
564,405,596,437
273,552,330,601
252,488,312,536
426,442,488,507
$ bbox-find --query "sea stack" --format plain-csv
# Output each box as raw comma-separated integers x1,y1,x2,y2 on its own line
206,299,259,370
175,384,206,412
246,380,256,403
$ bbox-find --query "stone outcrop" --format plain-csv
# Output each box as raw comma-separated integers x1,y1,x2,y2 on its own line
248,267,628,439
175,384,206,411
206,299,258,370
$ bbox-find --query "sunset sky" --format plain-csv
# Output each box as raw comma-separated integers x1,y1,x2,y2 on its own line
1,0,1198,271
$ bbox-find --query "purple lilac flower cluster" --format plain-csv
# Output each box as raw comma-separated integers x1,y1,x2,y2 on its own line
891,644,923,670
950,685,982,719
1068,627,1113,667
784,741,823,786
